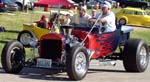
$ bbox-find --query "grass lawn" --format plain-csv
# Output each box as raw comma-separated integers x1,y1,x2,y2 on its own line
0,8,150,61
131,27,150,44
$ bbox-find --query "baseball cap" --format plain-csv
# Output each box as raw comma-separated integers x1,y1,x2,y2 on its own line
101,1,112,9
41,15,48,20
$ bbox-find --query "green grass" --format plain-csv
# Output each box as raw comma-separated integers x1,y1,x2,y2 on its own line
0,8,150,61
0,11,42,49
131,27,150,44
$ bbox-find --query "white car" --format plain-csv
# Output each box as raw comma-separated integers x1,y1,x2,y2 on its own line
10,0,34,10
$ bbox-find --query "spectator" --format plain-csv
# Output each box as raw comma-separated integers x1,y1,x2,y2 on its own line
59,14,71,26
71,5,91,27
91,9,101,19
64,14,71,25
37,15,49,29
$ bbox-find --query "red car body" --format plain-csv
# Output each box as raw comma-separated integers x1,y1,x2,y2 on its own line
72,29,118,58
39,25,129,60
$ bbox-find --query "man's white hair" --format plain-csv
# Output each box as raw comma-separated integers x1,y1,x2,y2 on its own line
80,5,87,11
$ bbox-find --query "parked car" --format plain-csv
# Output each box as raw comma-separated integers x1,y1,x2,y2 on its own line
116,7,150,26
17,23,50,47
0,1,18,12
9,0,34,10
116,0,150,10
5,1,18,11
0,2,6,12
87,0,116,9
86,1,97,9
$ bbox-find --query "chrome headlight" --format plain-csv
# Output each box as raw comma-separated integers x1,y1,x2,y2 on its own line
29,38,38,47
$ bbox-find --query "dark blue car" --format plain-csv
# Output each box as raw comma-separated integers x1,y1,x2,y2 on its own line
0,0,18,12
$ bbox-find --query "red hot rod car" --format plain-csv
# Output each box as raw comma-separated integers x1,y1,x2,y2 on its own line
1,24,149,80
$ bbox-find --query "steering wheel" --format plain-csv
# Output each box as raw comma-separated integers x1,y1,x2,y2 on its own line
89,19,103,34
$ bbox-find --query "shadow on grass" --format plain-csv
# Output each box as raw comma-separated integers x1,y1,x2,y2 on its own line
4,38,17,41
0,40,8,44
5,30,20,34
19,67,71,81
0,40,16,45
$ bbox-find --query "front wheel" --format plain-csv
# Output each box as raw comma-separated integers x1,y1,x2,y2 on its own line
17,30,36,47
66,45,89,80
1,41,25,73
123,39,149,72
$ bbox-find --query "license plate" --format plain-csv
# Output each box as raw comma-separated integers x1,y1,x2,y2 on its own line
36,58,52,68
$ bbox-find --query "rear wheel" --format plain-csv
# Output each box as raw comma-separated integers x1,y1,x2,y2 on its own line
123,39,149,72
66,45,89,80
119,18,126,25
1,41,25,73
16,3,22,11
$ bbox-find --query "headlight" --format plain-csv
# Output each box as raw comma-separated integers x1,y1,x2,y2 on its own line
29,38,38,47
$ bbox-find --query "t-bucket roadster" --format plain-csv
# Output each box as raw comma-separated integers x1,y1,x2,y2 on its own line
1,23,149,80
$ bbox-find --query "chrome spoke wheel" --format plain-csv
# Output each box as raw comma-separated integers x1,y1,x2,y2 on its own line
66,46,88,80
139,46,147,66
75,52,87,76
20,33,32,45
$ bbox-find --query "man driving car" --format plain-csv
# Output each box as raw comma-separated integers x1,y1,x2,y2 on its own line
98,1,116,33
